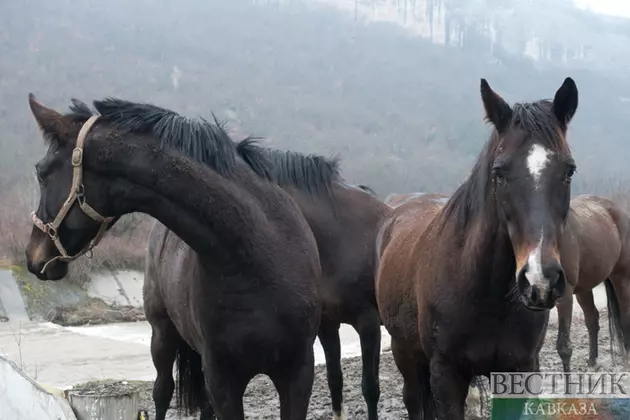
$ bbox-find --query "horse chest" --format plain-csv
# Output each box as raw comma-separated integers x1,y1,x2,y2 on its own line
430,309,546,373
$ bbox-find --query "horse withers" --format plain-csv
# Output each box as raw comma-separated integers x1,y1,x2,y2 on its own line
376,77,579,419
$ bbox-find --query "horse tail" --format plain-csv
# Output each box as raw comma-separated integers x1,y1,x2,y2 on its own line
604,278,628,362
175,339,206,416
418,368,435,419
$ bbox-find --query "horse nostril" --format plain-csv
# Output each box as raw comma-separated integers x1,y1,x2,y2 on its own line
530,286,539,303
545,268,560,287
543,262,566,299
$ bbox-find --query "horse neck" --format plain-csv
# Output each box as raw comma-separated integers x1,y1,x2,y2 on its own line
86,133,271,267
457,198,517,301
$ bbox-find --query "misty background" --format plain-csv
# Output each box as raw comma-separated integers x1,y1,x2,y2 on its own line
1,0,630,271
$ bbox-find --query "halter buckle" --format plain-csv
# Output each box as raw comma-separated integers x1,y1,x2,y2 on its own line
71,148,83,167
46,223,58,238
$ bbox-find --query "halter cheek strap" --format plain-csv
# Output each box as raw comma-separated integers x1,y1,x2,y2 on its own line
31,115,115,273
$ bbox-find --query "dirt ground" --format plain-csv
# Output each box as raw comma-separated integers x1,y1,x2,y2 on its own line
82,307,623,420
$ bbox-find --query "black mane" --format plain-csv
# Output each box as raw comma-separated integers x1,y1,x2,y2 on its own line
66,98,273,181
439,99,570,233
239,143,342,196
67,98,343,198
357,184,377,196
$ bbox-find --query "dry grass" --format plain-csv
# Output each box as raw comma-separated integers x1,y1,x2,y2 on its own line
49,297,146,326
0,177,152,281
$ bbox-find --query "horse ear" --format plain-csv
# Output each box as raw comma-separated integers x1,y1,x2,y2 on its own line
552,77,578,130
480,79,513,132
28,93,72,142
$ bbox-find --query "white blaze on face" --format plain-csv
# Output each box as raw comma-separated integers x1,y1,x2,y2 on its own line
526,144,551,188
525,231,547,294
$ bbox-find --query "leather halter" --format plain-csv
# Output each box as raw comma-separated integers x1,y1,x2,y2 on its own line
31,115,115,274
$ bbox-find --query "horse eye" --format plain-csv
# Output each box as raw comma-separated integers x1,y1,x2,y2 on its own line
492,168,507,185
564,167,576,183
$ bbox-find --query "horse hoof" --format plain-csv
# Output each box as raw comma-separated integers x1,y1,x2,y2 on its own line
466,385,483,416
332,407,348,420
587,362,602,372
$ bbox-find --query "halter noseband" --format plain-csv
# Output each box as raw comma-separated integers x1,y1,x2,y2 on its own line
31,115,115,274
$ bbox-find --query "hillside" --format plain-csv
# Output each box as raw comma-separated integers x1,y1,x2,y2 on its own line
1,0,629,272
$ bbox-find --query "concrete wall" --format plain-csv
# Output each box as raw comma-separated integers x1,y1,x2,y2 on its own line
0,269,29,322
0,355,76,420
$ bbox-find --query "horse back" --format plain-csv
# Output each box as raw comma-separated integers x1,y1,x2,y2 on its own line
565,195,627,291
284,183,390,317
384,192,448,209
144,220,206,347
376,197,444,343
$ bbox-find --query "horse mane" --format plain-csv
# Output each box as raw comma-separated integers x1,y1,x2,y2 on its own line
439,99,570,233
357,184,377,196
65,98,274,181
238,142,342,197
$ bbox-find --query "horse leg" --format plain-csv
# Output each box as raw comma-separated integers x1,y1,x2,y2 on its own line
272,345,316,420
200,402,216,420
390,338,431,420
203,358,247,420
318,319,345,419
465,379,483,419
555,286,574,373
429,355,469,420
576,290,601,370
533,312,549,372
353,308,381,420
150,316,178,420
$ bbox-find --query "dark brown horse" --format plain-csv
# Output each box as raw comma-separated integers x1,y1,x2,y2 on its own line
555,194,630,372
376,78,579,419
253,156,392,420
383,192,630,379
146,145,391,420
24,95,322,420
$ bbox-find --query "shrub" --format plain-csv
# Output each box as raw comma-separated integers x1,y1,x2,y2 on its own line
0,177,152,279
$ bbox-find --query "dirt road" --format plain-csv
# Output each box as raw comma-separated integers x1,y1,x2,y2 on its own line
1,284,625,419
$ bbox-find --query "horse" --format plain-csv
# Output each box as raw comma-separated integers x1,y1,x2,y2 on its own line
146,144,391,420
555,194,630,372
376,77,579,419
384,191,630,374
253,153,392,419
24,94,323,420
380,191,490,414
381,192,630,395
